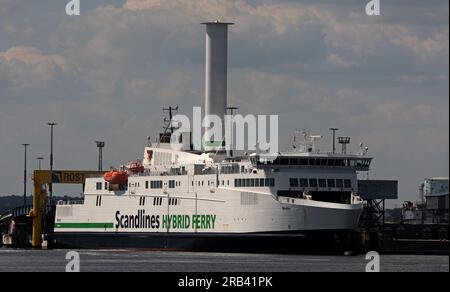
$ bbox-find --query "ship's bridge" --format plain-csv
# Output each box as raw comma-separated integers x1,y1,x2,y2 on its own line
251,153,372,171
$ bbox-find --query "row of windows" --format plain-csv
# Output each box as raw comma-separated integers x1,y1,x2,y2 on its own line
148,180,163,189
95,195,102,206
97,180,182,191
289,178,352,189
149,197,180,206
96,182,105,190
261,158,371,168
97,182,127,191
153,197,163,206
169,197,179,206
220,164,241,174
152,197,179,206
234,178,275,188
147,180,181,189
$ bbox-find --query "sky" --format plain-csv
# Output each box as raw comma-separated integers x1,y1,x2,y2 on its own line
0,0,448,207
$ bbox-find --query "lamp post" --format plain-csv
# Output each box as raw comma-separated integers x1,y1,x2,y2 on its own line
47,122,57,203
21,144,30,206
329,128,339,154
95,141,105,171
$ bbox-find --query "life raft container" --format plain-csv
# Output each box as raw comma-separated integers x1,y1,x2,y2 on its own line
127,160,144,173
103,170,128,185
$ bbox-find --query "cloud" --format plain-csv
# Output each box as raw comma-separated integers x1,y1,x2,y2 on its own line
327,53,359,68
0,46,81,99
0,0,447,206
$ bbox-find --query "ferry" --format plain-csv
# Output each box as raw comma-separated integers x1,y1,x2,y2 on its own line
49,22,372,251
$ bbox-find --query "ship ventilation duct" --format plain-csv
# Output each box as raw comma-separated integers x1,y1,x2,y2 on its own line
202,21,234,151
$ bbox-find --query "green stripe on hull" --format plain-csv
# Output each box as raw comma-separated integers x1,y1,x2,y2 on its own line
55,223,114,229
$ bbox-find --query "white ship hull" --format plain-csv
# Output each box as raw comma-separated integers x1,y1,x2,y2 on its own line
51,186,363,250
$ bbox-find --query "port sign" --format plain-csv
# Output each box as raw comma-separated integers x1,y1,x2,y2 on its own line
51,171,103,184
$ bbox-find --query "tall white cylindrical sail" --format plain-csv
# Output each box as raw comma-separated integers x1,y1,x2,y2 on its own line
202,21,234,151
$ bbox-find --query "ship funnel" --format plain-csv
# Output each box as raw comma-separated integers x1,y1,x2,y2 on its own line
202,21,234,151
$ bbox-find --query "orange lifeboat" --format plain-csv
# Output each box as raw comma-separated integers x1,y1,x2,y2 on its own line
103,170,128,185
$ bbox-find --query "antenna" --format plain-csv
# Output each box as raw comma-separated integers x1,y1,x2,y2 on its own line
163,106,178,134
338,137,351,154
292,129,301,150
95,141,105,171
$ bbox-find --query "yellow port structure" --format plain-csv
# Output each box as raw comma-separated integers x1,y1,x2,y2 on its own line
30,170,104,247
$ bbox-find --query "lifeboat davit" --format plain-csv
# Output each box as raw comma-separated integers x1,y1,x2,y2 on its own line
103,170,128,185
127,160,144,173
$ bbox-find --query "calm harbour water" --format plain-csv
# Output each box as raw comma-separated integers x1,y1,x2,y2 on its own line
0,248,448,272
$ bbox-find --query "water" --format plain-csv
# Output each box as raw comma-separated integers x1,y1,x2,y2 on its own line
0,248,448,272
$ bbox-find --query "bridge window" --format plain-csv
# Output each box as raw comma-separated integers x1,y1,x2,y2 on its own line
309,178,318,188
235,178,273,187
299,159,308,165
327,179,335,188
290,158,299,165
290,178,299,187
318,179,327,188
96,182,102,190
299,178,308,188
320,159,327,166
336,179,344,188
336,159,345,167
344,179,352,188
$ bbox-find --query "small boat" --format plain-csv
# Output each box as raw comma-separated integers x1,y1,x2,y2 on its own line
103,170,128,185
